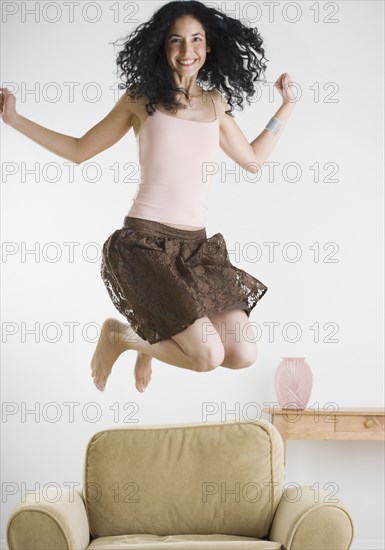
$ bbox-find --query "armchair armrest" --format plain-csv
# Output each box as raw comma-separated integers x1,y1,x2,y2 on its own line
268,485,354,550
7,487,90,550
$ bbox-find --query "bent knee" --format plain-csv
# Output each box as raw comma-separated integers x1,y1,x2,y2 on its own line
225,345,258,369
194,345,225,372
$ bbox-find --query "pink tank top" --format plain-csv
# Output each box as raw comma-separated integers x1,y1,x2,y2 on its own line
127,93,220,227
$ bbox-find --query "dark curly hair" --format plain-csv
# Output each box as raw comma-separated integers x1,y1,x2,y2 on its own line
112,0,268,117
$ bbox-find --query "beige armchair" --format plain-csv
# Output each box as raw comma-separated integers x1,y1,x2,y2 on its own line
7,420,354,549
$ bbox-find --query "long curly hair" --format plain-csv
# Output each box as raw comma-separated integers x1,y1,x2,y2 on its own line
112,0,268,117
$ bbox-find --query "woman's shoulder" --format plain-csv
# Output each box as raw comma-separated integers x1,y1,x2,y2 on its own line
117,87,152,121
208,88,231,117
207,87,221,100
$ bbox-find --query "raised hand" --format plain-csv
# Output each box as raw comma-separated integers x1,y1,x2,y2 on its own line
274,73,297,104
0,87,17,125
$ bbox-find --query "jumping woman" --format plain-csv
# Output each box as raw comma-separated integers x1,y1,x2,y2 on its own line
0,0,296,393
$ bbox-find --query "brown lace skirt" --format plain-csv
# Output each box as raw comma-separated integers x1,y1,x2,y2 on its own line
100,215,268,344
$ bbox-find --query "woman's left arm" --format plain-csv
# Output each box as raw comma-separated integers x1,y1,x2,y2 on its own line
250,73,297,169
215,73,297,175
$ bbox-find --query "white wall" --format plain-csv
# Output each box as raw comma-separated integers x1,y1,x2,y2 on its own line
1,1,383,548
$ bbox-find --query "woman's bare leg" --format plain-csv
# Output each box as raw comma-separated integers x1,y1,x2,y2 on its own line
133,309,257,389
91,317,225,392
207,309,258,369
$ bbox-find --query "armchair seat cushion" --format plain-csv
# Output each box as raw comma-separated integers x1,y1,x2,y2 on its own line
87,533,282,549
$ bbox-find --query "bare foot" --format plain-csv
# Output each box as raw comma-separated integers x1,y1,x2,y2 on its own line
91,318,132,391
134,352,153,392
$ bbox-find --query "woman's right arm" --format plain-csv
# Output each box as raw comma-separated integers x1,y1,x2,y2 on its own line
0,87,135,164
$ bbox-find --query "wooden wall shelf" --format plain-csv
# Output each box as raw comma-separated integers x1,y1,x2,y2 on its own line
263,407,385,464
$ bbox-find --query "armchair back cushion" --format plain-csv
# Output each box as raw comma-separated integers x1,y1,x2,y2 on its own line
83,420,284,539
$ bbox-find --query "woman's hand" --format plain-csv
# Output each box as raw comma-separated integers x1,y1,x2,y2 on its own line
0,87,17,125
274,73,297,104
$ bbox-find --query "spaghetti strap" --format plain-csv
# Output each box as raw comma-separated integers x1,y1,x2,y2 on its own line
208,91,217,120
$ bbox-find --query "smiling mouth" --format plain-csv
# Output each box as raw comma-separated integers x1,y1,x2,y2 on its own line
177,59,197,67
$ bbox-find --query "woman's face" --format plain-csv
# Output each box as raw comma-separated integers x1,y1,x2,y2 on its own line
164,15,210,77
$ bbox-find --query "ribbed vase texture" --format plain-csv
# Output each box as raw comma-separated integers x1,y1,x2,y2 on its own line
274,357,313,409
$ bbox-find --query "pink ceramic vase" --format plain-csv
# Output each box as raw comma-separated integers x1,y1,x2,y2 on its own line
274,357,313,409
